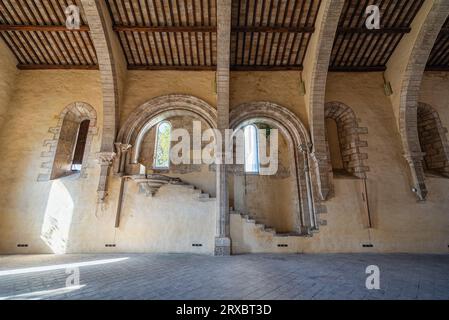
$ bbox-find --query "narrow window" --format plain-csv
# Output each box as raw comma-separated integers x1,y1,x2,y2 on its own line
244,125,259,173
153,121,172,169
71,119,90,172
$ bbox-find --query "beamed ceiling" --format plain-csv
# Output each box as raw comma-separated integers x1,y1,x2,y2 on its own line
230,0,320,70
0,0,97,69
107,0,217,69
0,0,448,72
330,0,425,72
427,17,449,71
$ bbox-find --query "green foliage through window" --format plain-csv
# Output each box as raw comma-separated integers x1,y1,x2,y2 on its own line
154,121,171,168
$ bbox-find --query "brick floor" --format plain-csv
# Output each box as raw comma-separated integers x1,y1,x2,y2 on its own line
0,253,448,300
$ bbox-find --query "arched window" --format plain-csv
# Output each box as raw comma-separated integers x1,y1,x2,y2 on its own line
71,119,90,171
244,125,259,173
153,121,172,169
417,103,449,177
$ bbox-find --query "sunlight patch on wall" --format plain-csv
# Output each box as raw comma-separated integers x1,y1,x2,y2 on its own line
40,180,74,254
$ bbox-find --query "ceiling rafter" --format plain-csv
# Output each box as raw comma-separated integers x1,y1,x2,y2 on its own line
330,0,425,72
427,17,449,71
0,0,97,69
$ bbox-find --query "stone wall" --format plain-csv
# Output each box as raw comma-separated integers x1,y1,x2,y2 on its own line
232,132,296,233
0,69,448,254
417,103,449,175
0,70,103,254
0,38,18,130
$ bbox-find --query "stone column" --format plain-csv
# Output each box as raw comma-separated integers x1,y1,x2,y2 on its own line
385,0,449,201
97,152,116,202
214,0,232,256
404,152,428,201
299,143,316,232
114,143,132,175
302,0,345,201
81,0,126,202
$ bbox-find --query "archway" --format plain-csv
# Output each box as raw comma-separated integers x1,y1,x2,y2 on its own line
229,101,318,234
116,94,217,175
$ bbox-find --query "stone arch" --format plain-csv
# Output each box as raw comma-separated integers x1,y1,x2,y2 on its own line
230,101,320,234
115,94,217,174
417,102,449,177
393,1,449,200
38,102,98,181
324,102,369,182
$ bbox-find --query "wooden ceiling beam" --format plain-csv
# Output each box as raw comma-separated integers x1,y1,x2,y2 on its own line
0,25,90,32
113,25,315,34
337,27,411,34
232,26,315,33
17,64,98,70
329,66,387,72
231,65,303,71
128,65,215,71
114,25,216,32
425,66,449,71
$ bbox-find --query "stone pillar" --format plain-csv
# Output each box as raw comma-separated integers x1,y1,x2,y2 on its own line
114,143,132,175
214,0,232,256
404,153,428,201
81,0,127,202
299,143,316,233
385,0,449,201
96,152,116,202
302,0,345,201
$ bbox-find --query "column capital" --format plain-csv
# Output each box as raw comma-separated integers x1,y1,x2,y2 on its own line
96,151,116,166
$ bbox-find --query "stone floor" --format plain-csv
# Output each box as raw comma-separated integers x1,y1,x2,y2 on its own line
0,253,448,300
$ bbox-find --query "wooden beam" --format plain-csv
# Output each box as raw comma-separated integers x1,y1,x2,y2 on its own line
329,66,387,72
113,25,315,34
17,64,99,70
232,26,315,33
127,64,306,71
128,64,216,71
0,24,90,32
231,65,303,71
425,66,449,71
114,25,216,32
337,27,411,34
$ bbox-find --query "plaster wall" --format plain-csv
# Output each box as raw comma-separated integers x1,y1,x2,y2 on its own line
0,38,18,130
231,72,449,254
0,69,448,255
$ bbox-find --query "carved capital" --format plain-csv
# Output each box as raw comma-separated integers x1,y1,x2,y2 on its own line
115,143,132,154
96,152,116,166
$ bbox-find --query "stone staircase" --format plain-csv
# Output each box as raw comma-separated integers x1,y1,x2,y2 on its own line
132,174,215,202
231,210,303,238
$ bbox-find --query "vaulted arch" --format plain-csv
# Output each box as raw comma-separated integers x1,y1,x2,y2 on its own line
230,101,321,234
116,94,217,173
